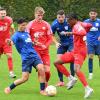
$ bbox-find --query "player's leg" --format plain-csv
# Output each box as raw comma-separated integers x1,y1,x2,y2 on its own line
73,54,93,98
41,51,51,87
54,52,77,88
3,44,16,78
68,43,75,76
36,63,47,95
87,44,94,79
55,45,65,86
4,72,30,94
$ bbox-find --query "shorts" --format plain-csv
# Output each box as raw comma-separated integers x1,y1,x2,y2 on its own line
61,49,87,67
22,55,42,73
0,43,12,54
35,49,50,66
87,42,100,55
57,43,73,54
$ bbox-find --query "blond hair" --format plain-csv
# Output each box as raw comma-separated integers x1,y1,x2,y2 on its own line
35,7,45,14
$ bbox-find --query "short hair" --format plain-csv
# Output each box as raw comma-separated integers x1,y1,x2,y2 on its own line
57,10,65,15
89,8,97,13
66,13,78,20
35,6,45,14
0,7,6,11
17,18,27,24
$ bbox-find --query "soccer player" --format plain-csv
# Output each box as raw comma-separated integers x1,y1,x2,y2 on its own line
26,7,52,86
0,7,16,78
51,10,75,86
84,8,100,79
54,13,93,98
4,18,46,95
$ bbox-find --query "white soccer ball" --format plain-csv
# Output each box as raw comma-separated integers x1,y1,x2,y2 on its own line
45,85,57,96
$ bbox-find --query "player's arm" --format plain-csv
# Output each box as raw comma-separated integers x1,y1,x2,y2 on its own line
10,23,15,35
51,23,61,48
5,39,13,46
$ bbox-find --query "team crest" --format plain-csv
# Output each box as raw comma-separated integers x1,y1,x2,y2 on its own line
95,23,99,27
42,27,46,30
64,26,68,30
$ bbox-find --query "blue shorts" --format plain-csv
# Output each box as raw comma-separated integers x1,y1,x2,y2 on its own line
87,42,100,55
22,56,42,73
57,43,73,54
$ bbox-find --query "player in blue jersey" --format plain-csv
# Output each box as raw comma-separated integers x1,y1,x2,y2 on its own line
4,18,46,95
51,10,75,86
84,8,100,79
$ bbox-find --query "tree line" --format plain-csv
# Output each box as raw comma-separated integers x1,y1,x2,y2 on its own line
0,0,100,21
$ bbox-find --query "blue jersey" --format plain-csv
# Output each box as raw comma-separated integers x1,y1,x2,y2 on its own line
11,31,38,60
51,19,73,46
84,18,100,44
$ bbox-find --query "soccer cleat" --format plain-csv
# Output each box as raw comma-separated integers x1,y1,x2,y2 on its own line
40,90,47,96
4,87,11,94
88,73,93,80
55,81,65,87
84,87,93,98
9,72,16,78
66,77,77,90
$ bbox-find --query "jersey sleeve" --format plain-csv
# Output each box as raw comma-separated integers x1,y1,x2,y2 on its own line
73,24,87,36
11,33,18,44
51,22,57,35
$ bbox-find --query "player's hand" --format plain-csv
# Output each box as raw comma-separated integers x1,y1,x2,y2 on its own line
64,32,73,36
98,37,100,41
56,42,61,48
5,39,13,46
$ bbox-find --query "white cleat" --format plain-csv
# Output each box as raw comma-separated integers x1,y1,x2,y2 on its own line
88,73,93,80
66,77,77,90
84,88,93,99
9,72,16,78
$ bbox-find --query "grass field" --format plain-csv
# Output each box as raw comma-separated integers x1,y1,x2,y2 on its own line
0,45,100,100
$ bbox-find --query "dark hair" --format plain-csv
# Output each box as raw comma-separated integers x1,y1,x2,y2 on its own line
89,8,97,13
0,7,6,11
66,13,78,20
57,10,65,15
17,18,27,24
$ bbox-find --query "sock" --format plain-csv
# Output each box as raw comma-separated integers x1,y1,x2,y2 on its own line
76,71,88,87
70,63,75,76
57,70,63,82
45,72,51,82
40,83,45,91
10,83,16,90
88,58,93,73
54,63,70,77
8,57,13,71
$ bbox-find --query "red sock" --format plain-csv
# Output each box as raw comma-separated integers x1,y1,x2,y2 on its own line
8,57,13,71
55,63,70,77
45,72,51,82
76,71,88,87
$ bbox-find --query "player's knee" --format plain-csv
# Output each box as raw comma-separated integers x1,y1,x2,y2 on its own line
22,76,29,82
89,54,94,59
74,64,80,73
45,65,50,72
37,64,45,74
6,53,12,58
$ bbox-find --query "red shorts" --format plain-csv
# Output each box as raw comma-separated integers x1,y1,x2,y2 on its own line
61,50,87,67
0,43,12,55
35,49,50,66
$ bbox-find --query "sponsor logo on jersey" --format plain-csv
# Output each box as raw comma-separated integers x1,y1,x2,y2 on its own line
90,27,98,31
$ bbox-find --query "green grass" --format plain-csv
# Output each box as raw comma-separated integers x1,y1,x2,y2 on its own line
0,45,100,100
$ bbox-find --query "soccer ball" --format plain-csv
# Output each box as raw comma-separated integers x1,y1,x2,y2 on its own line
45,85,57,96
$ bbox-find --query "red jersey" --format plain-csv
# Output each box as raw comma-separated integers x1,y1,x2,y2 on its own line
72,21,92,52
0,16,13,42
27,19,52,51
